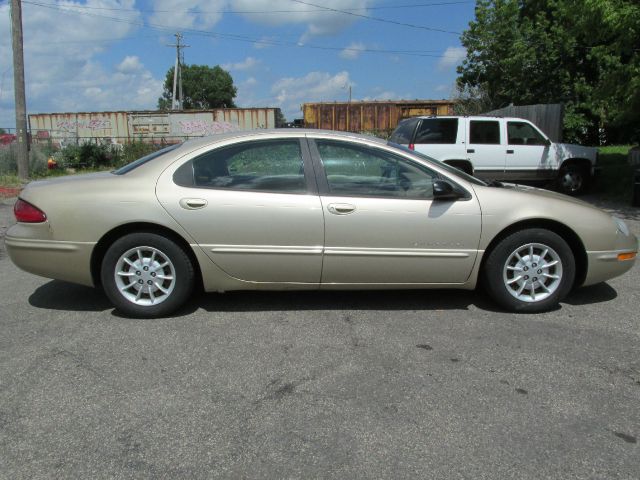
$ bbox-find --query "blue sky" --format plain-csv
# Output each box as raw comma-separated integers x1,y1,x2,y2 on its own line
0,0,475,127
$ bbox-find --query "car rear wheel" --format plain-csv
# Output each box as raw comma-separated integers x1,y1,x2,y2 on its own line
483,229,575,312
101,233,194,318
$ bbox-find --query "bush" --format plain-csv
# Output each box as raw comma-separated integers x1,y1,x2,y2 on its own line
0,144,49,176
121,140,163,165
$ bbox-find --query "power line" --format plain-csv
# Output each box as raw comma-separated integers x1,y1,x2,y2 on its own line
19,1,473,14
289,0,461,35
21,1,466,58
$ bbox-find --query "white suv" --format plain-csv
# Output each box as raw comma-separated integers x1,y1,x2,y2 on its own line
389,116,598,195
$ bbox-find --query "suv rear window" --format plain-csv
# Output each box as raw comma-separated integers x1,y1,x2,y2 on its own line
414,118,458,144
389,118,419,144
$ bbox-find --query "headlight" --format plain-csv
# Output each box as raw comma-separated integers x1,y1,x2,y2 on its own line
613,216,630,236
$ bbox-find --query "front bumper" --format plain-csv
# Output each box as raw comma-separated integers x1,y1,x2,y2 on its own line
583,249,637,286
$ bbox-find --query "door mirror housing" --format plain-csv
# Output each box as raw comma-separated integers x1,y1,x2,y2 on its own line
433,180,461,201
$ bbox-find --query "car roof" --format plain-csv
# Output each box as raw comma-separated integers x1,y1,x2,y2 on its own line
402,115,529,121
180,128,388,150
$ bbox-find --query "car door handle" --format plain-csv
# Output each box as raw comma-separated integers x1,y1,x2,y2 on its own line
506,149,514,154
327,203,356,215
179,198,208,210
467,149,475,153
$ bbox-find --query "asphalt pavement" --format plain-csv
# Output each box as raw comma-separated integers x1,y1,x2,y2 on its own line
0,195,638,479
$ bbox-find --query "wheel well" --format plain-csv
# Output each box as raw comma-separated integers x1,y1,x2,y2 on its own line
90,222,203,290
479,219,588,288
560,158,592,172
443,159,474,175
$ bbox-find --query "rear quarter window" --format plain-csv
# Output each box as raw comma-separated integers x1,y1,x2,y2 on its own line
389,118,420,144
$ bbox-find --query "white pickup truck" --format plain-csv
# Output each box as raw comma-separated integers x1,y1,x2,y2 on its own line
389,116,598,195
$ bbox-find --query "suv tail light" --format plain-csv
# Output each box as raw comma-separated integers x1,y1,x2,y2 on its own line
14,199,47,223
408,143,415,150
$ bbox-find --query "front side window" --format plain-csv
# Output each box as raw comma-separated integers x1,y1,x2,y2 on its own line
414,118,458,144
316,140,436,199
173,139,307,194
507,122,547,146
469,120,501,144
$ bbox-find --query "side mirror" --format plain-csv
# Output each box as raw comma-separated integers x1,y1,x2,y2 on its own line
433,180,461,201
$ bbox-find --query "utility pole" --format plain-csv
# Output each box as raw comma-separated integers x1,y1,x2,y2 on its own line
10,0,29,180
167,33,189,110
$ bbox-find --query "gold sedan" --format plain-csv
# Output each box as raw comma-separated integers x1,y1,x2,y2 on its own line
6,130,637,317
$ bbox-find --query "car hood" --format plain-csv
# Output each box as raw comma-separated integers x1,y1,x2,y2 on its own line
493,182,596,208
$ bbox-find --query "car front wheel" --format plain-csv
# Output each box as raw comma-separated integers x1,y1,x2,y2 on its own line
483,229,575,312
101,233,195,318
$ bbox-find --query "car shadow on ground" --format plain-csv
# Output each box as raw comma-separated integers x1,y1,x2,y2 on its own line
28,280,618,317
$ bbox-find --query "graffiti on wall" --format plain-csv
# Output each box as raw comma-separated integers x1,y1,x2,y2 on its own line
178,120,238,136
55,118,112,132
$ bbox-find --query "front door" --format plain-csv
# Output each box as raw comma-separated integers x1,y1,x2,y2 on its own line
310,138,482,285
504,120,553,180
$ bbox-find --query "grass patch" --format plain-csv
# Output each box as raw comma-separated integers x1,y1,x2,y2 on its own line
595,145,636,201
0,174,23,187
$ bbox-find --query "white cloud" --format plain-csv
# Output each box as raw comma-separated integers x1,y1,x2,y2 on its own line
117,56,143,74
437,46,466,71
0,1,163,125
231,0,371,41
362,91,398,101
149,0,227,30
340,42,366,60
253,36,276,49
221,57,260,72
271,71,353,119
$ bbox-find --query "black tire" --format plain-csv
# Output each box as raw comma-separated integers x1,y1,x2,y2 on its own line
483,229,575,313
101,232,195,318
558,164,590,196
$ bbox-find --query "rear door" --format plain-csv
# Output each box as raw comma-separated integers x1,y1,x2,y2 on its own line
156,137,324,283
466,119,505,176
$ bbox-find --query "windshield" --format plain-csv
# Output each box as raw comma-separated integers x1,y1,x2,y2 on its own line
112,143,182,175
387,141,488,186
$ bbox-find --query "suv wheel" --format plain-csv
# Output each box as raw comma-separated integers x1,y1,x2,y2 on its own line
558,164,590,195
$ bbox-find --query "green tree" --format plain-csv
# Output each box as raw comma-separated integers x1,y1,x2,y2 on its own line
158,64,237,110
457,0,640,144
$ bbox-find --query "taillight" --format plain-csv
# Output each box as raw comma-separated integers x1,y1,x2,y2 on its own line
14,198,47,223
408,143,415,150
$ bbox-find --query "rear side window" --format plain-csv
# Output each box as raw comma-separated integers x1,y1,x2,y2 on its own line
113,143,181,175
469,121,501,144
389,118,419,144
173,139,307,194
414,118,458,144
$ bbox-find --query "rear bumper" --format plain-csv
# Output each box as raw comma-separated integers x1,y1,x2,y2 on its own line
5,233,95,286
